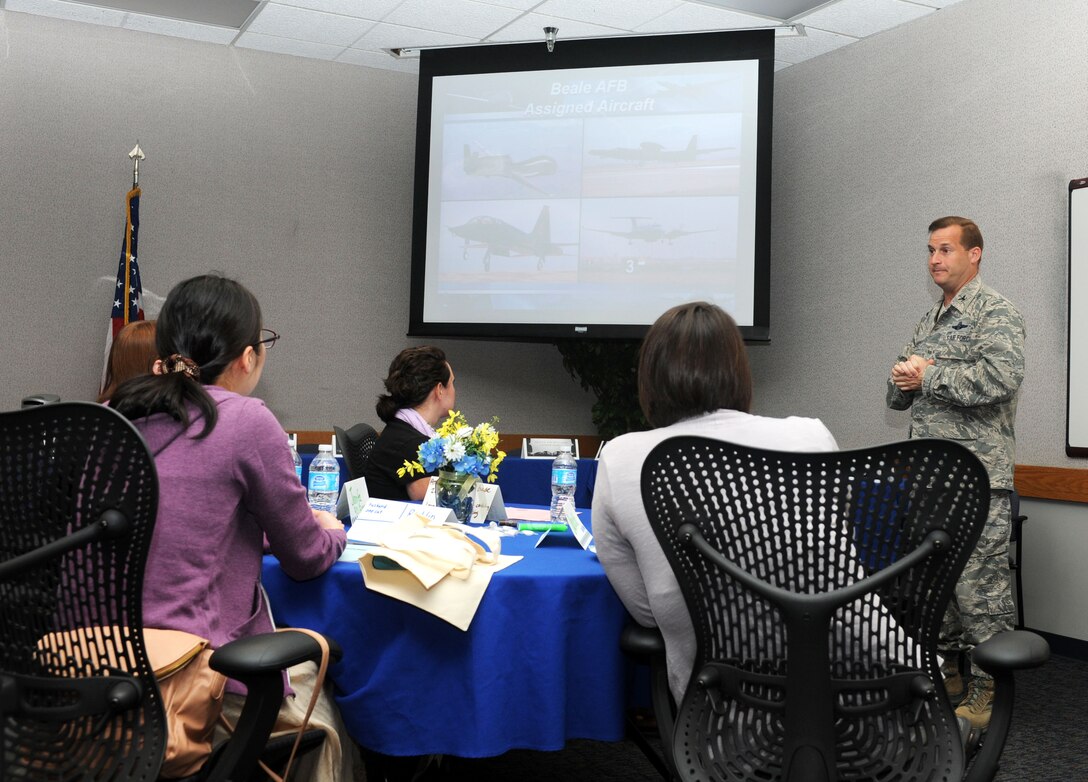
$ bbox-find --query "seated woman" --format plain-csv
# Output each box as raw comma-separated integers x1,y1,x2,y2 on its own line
97,319,157,402
109,274,352,779
364,346,456,501
592,301,838,706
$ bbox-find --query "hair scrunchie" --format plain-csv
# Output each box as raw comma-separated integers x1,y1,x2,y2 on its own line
160,354,201,380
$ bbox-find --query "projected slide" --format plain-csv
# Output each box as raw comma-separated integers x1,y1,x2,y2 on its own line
422,58,761,328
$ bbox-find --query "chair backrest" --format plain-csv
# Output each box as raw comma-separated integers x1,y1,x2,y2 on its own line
334,423,378,481
640,436,991,782
0,402,165,779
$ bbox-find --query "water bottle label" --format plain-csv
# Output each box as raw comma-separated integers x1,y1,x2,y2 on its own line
552,468,577,486
308,472,340,493
295,466,303,484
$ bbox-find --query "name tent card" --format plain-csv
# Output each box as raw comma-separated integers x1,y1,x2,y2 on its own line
422,477,507,524
338,477,370,523
347,499,455,545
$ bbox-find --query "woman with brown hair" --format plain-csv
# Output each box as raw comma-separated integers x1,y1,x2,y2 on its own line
97,319,158,402
364,346,457,501
592,301,838,705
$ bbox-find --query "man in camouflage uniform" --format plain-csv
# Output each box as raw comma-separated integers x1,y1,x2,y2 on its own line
886,216,1025,732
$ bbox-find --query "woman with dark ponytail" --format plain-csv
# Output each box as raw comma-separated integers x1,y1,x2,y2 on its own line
110,274,353,779
364,346,457,500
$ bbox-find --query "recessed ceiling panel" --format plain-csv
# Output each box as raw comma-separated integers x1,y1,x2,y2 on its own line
695,0,836,22
69,0,258,28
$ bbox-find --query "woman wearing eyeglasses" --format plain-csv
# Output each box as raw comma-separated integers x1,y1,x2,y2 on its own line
109,274,352,780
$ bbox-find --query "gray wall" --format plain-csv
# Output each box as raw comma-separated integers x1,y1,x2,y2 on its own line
4,1,1088,639
757,0,1088,641
0,11,595,434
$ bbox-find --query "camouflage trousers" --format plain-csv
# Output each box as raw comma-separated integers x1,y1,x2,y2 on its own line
939,490,1014,680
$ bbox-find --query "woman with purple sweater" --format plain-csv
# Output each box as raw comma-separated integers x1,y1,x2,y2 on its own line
109,274,351,779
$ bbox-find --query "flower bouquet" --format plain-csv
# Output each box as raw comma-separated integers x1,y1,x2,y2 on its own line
398,411,506,521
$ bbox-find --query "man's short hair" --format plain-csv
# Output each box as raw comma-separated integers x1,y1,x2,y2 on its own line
928,216,983,254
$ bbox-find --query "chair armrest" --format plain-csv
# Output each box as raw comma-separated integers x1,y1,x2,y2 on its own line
209,631,343,679
201,631,342,782
972,630,1049,676
620,624,665,659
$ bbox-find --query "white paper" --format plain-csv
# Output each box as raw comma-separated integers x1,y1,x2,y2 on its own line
346,500,454,544
564,501,594,551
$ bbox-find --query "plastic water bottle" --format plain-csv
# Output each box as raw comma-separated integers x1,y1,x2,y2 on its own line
289,437,303,485
549,446,577,524
307,444,340,513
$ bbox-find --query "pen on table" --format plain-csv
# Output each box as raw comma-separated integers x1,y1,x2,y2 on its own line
516,522,569,532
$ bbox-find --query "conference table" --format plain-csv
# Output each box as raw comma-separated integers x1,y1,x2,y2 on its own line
260,509,631,759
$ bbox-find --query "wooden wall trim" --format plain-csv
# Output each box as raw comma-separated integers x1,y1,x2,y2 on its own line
1015,465,1088,504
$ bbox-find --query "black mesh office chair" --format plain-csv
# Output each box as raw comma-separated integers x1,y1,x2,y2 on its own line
0,402,337,781
334,422,378,481
636,436,1048,782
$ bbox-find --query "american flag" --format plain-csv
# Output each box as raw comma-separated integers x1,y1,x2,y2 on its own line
111,186,143,336
102,187,144,383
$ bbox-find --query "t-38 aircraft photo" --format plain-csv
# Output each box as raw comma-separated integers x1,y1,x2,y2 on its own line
448,206,573,270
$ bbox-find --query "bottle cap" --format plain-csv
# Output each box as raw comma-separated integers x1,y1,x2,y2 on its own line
318,444,333,452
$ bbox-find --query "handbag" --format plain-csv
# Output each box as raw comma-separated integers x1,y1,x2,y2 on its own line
145,628,227,778
36,626,328,781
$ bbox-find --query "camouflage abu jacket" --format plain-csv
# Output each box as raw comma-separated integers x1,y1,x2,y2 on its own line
886,276,1025,490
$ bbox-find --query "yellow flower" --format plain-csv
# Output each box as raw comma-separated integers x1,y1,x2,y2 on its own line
487,450,507,482
397,460,424,478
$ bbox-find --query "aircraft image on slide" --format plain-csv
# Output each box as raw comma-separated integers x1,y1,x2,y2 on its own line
462,145,558,194
587,135,733,164
448,206,573,271
588,216,715,245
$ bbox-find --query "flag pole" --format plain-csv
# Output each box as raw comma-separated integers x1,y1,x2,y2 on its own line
129,142,144,188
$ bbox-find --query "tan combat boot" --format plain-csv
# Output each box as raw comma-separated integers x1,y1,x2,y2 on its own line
941,659,965,706
955,677,994,731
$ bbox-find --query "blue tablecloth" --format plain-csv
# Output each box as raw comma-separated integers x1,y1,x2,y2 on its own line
299,453,598,508
261,516,630,758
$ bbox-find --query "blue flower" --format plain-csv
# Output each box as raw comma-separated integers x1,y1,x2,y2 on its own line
453,453,487,478
418,438,447,472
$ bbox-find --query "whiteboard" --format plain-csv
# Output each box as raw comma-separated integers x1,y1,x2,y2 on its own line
1067,178,1088,455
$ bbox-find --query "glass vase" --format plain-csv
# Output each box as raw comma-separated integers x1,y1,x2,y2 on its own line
435,469,476,523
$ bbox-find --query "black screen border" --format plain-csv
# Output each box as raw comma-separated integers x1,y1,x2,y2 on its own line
408,29,774,343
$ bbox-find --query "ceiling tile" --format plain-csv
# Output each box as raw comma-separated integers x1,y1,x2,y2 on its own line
355,21,476,51
244,3,374,46
488,12,623,43
270,0,400,18
534,0,684,30
5,0,125,25
635,3,770,34
235,30,344,59
774,25,853,63
471,0,543,9
796,0,931,38
122,13,238,43
384,0,523,39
